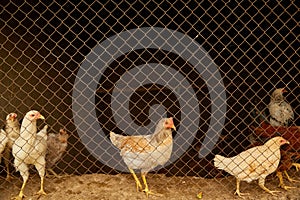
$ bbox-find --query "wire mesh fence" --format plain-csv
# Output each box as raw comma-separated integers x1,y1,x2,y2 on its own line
0,0,299,199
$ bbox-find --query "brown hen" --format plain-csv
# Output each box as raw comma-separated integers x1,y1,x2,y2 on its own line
46,128,69,178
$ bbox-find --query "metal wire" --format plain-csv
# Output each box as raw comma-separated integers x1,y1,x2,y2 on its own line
0,0,299,197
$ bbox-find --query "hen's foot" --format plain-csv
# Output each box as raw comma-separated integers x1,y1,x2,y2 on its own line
265,190,280,196
47,169,64,179
277,171,296,190
12,193,25,200
234,190,249,198
143,188,162,198
287,177,300,183
259,180,281,196
292,163,300,172
136,181,143,192
285,175,300,183
46,173,63,179
260,185,281,196
279,183,296,190
283,170,299,183
36,189,47,196
12,196,23,200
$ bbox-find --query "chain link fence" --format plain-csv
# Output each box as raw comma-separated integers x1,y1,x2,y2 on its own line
0,0,299,199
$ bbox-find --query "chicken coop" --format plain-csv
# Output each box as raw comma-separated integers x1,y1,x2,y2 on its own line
0,1,299,199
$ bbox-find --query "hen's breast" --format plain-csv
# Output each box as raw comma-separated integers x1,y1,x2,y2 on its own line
153,135,173,166
122,135,173,172
238,149,281,182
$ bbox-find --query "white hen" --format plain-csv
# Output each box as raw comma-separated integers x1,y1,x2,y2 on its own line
4,113,20,180
214,136,289,197
0,129,8,162
12,110,46,200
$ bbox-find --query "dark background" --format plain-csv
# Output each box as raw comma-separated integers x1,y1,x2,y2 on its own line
0,1,299,177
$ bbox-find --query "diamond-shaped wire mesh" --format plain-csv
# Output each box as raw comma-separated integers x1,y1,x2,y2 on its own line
0,1,299,199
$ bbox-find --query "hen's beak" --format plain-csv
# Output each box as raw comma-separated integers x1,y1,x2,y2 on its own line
286,140,290,145
282,139,290,145
171,124,176,131
37,114,45,120
9,114,17,121
282,88,287,93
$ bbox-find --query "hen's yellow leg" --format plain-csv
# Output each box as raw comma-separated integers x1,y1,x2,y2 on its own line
36,177,47,196
141,173,162,198
129,168,142,192
234,179,249,197
284,170,299,183
47,168,63,179
15,180,27,200
258,178,280,195
277,171,295,190
292,163,300,171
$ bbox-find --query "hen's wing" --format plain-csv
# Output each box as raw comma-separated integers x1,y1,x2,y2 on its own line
0,129,8,159
269,101,294,126
31,125,48,159
219,147,259,179
221,145,280,182
110,132,155,154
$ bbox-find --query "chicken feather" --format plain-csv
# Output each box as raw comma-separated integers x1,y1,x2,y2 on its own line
12,110,46,200
268,88,294,127
46,128,69,178
110,117,176,197
0,129,8,162
3,113,20,180
214,136,289,197
253,122,300,190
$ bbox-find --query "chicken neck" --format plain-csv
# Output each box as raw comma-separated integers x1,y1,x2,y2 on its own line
19,121,38,152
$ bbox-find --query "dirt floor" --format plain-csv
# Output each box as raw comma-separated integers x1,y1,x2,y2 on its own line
1,170,300,200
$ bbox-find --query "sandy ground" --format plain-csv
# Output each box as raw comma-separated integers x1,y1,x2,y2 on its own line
1,170,300,200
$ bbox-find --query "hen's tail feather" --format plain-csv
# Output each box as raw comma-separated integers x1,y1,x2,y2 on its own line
214,154,230,171
37,125,48,137
110,132,124,149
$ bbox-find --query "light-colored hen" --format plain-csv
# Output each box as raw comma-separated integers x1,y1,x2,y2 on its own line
12,110,47,200
3,113,20,180
214,136,289,197
0,129,8,162
110,117,176,197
